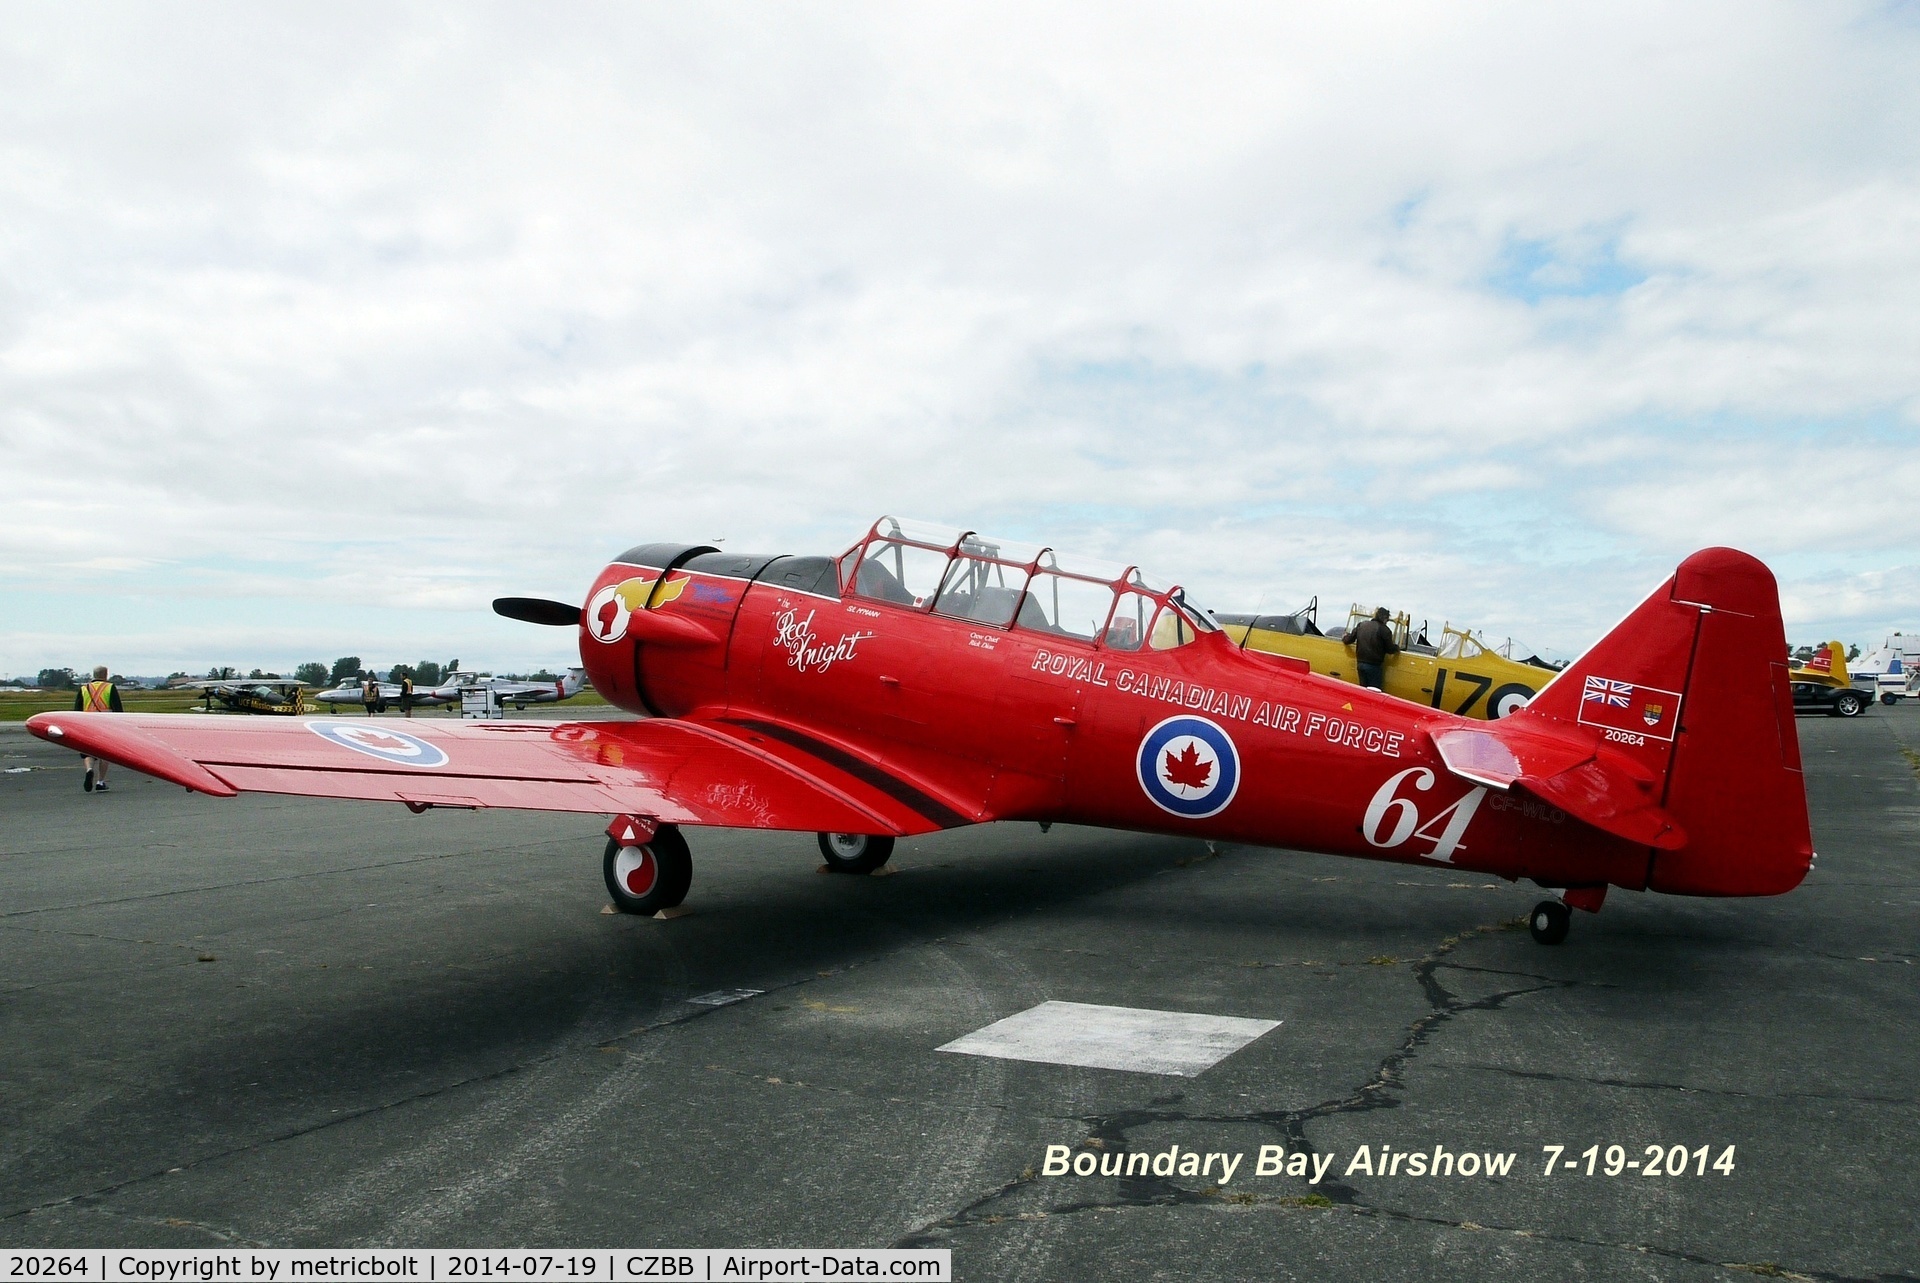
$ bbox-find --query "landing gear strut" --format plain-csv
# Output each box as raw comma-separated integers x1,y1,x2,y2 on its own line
1529,899,1571,946
818,832,895,874
603,818,692,915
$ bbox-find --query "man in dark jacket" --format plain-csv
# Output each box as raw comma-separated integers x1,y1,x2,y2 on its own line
1348,607,1400,691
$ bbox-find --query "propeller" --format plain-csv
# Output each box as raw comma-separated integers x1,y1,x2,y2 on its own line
493,597,582,627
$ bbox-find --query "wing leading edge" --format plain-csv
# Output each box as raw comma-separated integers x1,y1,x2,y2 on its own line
24,713,968,837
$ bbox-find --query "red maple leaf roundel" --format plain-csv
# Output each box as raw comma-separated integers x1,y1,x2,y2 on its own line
1163,740,1213,791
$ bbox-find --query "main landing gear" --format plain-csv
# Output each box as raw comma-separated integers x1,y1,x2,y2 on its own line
601,821,900,914
1529,885,1607,945
817,832,895,874
603,817,692,915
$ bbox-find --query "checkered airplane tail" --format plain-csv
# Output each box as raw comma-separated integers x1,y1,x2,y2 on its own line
1514,548,1813,896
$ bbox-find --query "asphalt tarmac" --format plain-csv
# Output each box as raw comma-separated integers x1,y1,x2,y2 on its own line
2,707,1916,1281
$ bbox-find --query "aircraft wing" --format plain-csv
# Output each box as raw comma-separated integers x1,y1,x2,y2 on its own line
25,713,962,837
187,679,306,689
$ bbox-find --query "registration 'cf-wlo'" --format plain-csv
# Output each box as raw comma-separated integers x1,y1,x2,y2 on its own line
29,517,1814,944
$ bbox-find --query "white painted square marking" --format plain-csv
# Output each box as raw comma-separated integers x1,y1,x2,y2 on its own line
936,1001,1280,1077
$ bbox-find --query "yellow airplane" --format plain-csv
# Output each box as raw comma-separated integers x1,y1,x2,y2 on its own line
1216,601,1559,720
1787,640,1849,689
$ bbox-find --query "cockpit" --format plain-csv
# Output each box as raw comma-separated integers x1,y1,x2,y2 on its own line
838,517,1217,651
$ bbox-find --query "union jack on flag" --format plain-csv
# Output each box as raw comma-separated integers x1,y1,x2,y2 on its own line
1583,676,1633,708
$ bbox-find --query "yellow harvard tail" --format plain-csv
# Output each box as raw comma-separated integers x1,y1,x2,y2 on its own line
1788,640,1849,688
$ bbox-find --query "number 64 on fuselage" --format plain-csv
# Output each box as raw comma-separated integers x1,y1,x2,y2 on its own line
29,516,1813,946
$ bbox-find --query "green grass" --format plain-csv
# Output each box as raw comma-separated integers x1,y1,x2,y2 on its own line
0,688,205,721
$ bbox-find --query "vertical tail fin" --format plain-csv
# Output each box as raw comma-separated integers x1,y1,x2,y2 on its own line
1822,640,1849,685
1515,548,1812,896
1791,640,1848,685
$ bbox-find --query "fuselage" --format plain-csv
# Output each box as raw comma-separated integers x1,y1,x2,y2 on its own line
575,543,1652,895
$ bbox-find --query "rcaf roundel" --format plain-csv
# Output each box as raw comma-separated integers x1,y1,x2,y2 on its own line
308,721,450,768
1136,715,1241,819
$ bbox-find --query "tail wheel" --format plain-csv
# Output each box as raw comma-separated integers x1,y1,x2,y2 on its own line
1529,899,1571,946
1833,692,1865,718
1487,683,1535,719
817,832,895,874
603,824,692,914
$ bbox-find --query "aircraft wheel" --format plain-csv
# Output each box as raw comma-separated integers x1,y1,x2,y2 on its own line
604,825,692,914
1833,692,1865,718
817,832,895,874
1528,899,1571,946
1488,683,1534,719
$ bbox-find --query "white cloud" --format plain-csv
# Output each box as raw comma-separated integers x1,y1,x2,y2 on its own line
4,2,1920,675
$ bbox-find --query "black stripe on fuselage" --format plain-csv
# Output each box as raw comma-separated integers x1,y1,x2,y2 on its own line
725,718,971,830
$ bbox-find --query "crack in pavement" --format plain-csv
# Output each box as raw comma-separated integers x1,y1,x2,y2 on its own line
895,915,1894,1282
1467,1065,1914,1107
898,916,1550,1238
26,1203,261,1248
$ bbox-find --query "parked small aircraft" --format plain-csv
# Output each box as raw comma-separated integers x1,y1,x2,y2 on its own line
29,517,1813,945
312,670,587,712
185,677,310,716
311,677,425,712
448,668,590,708
1217,603,1555,720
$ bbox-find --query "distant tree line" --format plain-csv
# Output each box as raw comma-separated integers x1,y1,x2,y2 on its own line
314,657,463,687
10,656,562,690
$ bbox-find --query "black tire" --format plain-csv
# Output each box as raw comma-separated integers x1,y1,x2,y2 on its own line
603,824,692,914
817,832,895,874
1529,899,1571,946
1487,683,1535,719
1882,694,1898,706
1833,692,1865,718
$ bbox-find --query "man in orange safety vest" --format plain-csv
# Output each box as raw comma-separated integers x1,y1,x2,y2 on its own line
72,664,123,793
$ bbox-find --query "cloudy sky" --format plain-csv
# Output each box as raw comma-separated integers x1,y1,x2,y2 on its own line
4,2,1918,677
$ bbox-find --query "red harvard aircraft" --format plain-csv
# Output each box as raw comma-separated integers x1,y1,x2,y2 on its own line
28,517,1812,945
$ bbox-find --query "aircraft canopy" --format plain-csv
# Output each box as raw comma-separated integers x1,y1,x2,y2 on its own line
842,516,1215,651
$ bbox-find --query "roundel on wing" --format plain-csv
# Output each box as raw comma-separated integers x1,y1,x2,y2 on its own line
309,721,449,768
1136,715,1241,819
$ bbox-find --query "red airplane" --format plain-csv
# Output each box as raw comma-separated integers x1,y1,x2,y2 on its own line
28,516,1812,945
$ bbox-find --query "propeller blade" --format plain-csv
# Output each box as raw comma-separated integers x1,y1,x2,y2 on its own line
493,597,582,627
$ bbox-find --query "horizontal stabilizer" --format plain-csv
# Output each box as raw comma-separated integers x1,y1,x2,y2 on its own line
1430,724,1685,850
